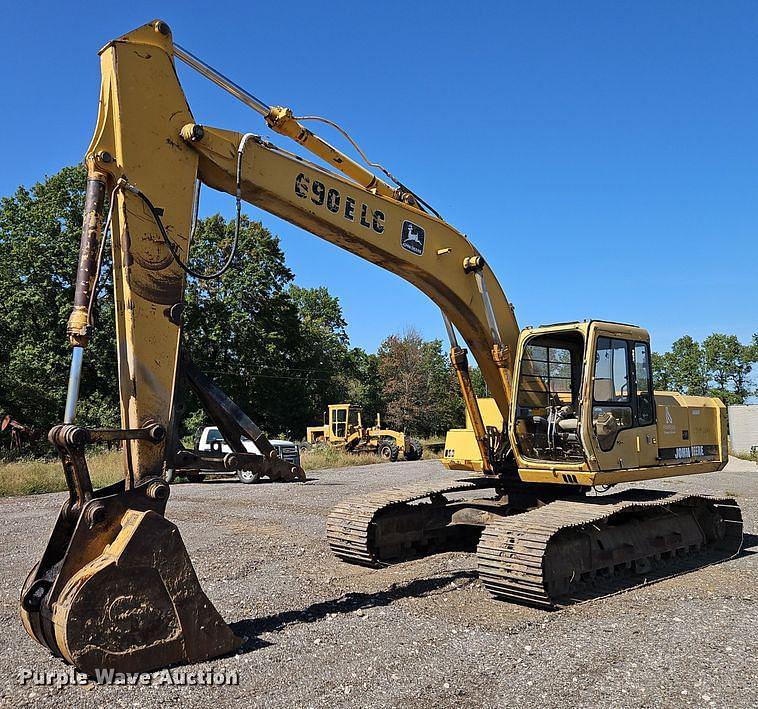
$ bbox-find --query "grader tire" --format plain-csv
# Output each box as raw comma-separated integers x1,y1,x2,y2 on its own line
378,441,400,462
404,440,422,461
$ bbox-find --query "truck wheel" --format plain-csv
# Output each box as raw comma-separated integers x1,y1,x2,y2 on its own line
378,441,399,462
186,473,205,483
237,469,259,484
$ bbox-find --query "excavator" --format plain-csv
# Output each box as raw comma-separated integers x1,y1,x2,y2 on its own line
21,20,743,675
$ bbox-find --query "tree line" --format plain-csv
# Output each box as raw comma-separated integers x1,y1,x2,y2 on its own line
652,334,757,405
0,167,463,456
0,167,754,456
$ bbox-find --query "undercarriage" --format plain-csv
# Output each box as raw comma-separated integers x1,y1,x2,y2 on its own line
327,477,743,607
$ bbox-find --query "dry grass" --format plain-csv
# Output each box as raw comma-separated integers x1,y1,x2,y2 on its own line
0,439,442,496
0,450,123,497
418,437,444,460
729,447,758,464
300,445,381,471
0,446,381,495
421,448,442,460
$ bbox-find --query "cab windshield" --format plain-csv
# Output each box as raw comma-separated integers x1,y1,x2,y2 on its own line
514,331,585,463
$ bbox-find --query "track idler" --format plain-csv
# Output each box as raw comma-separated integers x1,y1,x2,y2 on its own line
21,424,241,675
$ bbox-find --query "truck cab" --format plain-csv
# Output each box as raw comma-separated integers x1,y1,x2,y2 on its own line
194,426,301,482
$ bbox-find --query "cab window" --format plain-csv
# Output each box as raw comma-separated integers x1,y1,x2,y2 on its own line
518,344,574,409
592,337,632,451
633,342,654,426
332,408,348,438
593,337,629,402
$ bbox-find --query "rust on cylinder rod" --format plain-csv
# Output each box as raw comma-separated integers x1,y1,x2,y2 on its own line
67,175,107,346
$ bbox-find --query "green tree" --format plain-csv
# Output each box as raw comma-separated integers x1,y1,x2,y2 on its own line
652,336,708,396
340,348,384,418
703,333,757,404
0,166,118,448
703,333,740,404
0,167,360,453
377,328,462,436
181,215,355,438
652,332,756,404
470,366,488,398
289,284,352,425
651,351,674,391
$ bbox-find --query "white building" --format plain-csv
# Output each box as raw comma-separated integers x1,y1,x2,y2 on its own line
728,404,758,455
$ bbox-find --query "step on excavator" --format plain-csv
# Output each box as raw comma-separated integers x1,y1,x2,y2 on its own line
22,20,743,675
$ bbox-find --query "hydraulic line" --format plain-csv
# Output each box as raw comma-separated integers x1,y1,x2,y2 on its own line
292,114,441,218
123,132,255,280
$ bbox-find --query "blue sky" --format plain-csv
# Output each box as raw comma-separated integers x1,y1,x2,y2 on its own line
1,1,756,356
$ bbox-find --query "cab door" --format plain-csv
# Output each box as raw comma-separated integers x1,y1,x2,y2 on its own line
631,341,658,467
588,335,639,470
587,332,659,471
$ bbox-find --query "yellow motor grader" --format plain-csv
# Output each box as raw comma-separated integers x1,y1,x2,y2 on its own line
306,404,422,461
21,20,742,676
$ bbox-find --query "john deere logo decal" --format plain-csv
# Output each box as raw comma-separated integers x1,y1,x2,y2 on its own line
401,221,425,256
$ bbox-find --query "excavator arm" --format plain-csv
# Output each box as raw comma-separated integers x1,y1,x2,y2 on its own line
74,20,519,482
22,19,520,675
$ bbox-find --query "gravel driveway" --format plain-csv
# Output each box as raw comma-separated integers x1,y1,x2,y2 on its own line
1,457,755,708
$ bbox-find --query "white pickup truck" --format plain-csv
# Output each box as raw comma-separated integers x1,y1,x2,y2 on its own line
193,426,301,483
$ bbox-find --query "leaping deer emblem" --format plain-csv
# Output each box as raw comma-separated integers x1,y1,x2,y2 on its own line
404,223,423,246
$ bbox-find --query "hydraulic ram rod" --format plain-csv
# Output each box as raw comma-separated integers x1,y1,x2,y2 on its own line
63,346,84,424
174,43,399,199
174,44,270,116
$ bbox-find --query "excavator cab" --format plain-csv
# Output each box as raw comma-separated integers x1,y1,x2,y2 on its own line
510,320,691,474
511,320,657,469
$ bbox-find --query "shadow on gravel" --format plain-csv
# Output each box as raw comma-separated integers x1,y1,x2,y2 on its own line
739,533,758,555
182,475,382,487
195,478,304,485
229,570,477,653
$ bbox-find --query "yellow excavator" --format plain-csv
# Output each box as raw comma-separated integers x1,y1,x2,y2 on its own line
22,20,742,675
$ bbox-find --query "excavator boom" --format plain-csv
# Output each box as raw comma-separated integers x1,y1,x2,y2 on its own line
187,122,518,413
22,19,516,674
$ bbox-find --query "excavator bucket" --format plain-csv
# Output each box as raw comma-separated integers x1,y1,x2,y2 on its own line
21,428,241,675
22,490,241,675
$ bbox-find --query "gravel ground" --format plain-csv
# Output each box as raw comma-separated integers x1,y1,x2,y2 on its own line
1,457,756,708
